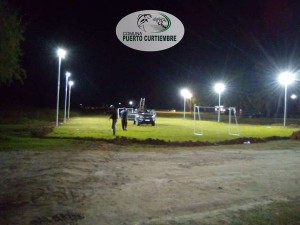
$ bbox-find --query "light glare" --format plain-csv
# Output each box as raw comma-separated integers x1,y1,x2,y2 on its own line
180,88,192,98
291,94,297,99
278,71,295,86
68,80,74,86
57,48,66,59
214,83,225,94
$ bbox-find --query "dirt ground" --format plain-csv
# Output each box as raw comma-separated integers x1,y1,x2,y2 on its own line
0,141,300,225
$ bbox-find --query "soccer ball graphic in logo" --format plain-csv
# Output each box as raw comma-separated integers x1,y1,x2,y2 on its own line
137,13,171,33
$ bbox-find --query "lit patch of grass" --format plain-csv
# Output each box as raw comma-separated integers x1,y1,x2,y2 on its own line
49,116,299,142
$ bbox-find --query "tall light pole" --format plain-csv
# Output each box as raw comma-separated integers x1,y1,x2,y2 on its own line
64,71,71,123
278,71,295,127
180,88,192,119
56,48,66,127
214,83,225,122
68,80,74,119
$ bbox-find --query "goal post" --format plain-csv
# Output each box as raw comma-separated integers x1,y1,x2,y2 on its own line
228,107,240,136
193,105,203,135
193,105,240,136
117,108,134,118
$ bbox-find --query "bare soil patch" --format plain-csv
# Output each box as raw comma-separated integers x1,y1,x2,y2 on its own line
0,141,300,225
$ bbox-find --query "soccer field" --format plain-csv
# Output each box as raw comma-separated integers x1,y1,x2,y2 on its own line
49,115,299,142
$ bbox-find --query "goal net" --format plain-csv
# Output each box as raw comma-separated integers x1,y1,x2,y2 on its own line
193,105,240,136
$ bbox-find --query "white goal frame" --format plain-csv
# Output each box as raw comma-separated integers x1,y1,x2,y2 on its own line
228,107,240,136
193,105,203,135
117,108,134,118
193,105,240,136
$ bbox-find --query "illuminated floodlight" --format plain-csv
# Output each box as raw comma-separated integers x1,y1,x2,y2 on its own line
129,101,133,106
278,71,295,127
180,88,192,119
214,83,225,94
278,72,295,86
214,83,225,122
291,94,297,100
57,48,66,59
181,88,192,99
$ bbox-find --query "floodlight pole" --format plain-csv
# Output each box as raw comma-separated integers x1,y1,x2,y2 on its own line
181,89,192,120
56,57,62,127
56,48,66,127
68,81,74,119
283,84,287,127
214,83,225,123
64,72,71,123
183,97,186,119
278,71,295,127
218,92,221,123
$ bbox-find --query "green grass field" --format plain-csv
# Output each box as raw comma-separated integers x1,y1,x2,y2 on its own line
48,114,299,142
1,109,299,150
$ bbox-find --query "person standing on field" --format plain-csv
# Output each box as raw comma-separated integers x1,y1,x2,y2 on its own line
109,105,118,135
120,107,128,130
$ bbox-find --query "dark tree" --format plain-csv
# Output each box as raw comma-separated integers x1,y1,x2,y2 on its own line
0,0,25,84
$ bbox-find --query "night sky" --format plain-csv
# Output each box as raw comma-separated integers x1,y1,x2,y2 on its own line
1,0,300,110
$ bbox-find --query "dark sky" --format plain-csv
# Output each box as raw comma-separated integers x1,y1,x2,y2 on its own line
1,0,300,110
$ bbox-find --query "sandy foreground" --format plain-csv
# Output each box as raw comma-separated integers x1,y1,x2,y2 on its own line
0,141,300,225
